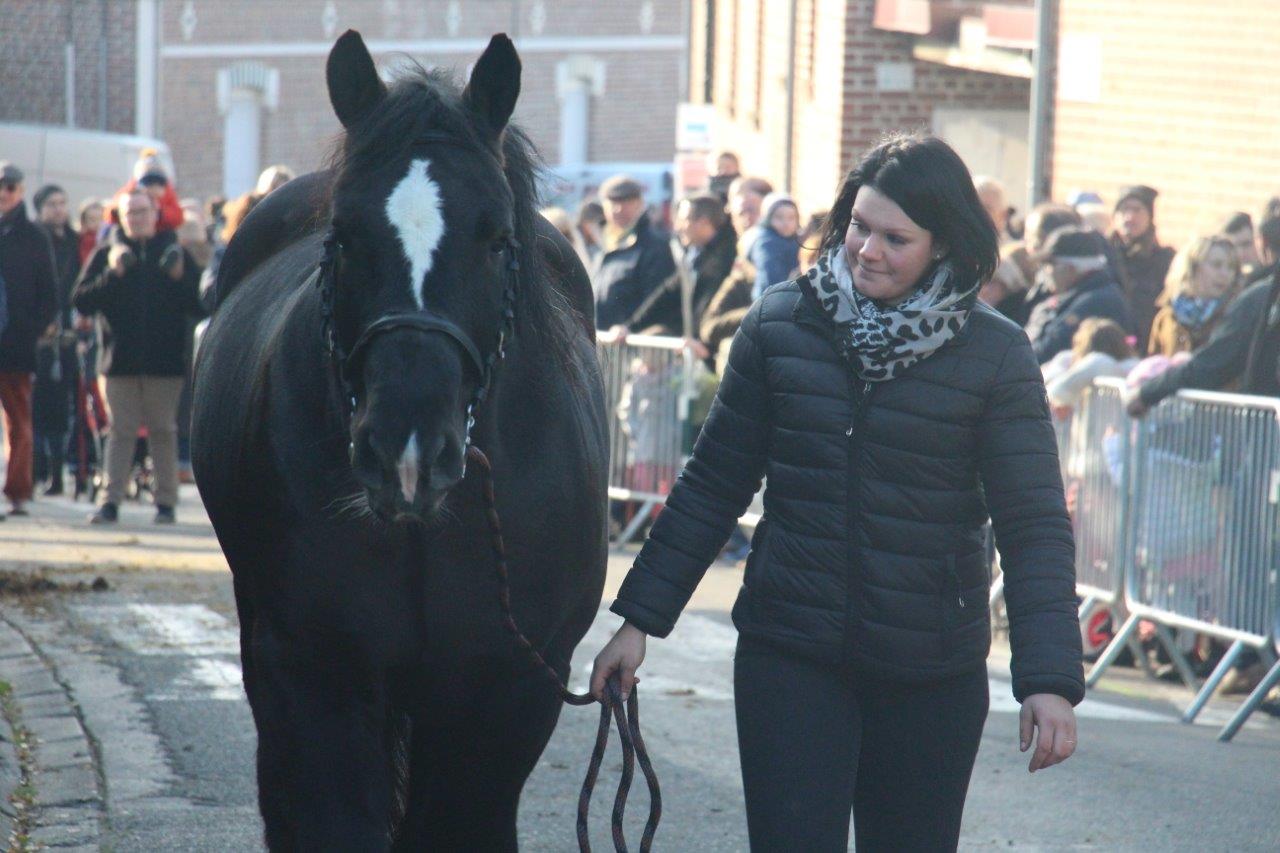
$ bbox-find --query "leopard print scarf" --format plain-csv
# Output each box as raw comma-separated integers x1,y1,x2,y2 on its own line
805,246,979,381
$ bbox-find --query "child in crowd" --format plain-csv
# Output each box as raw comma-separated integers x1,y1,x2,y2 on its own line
748,192,801,300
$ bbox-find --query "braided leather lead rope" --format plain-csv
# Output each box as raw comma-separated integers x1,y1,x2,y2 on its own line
467,446,662,852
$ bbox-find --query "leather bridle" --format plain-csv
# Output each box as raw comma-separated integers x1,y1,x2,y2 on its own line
313,132,520,456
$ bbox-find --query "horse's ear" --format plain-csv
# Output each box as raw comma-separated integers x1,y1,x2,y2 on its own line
327,30,386,129
464,34,521,138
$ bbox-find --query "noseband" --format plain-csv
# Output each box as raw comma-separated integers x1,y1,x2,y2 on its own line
313,133,521,452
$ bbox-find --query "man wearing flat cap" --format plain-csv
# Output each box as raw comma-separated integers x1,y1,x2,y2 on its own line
0,162,60,517
1026,226,1133,364
1109,184,1175,353
592,174,676,330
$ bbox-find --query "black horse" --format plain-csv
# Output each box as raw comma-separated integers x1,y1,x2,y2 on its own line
191,31,608,850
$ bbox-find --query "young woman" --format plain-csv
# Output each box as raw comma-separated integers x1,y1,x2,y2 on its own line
1147,235,1241,357
748,192,802,299
592,134,1083,852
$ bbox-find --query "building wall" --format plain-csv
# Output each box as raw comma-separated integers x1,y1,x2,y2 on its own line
693,0,1032,219
0,0,136,134
839,1,1031,174
1051,0,1280,246
157,0,686,199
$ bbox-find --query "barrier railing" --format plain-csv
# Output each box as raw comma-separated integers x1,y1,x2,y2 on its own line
1085,386,1280,734
597,333,699,543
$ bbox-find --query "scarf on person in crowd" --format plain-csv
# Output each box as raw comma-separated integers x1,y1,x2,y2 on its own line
805,246,978,381
1171,294,1224,331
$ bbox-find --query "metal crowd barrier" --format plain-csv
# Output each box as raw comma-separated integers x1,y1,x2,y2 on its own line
1084,385,1280,737
597,332,699,543
597,338,1280,738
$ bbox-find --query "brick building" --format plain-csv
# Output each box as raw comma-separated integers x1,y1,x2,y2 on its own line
2,0,686,202
687,0,1036,218
1050,0,1280,246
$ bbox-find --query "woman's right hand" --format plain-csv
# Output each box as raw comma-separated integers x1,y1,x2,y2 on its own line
590,622,647,702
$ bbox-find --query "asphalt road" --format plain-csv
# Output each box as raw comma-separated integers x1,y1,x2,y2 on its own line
2,488,1279,851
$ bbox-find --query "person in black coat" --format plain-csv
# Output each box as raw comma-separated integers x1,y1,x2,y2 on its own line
31,184,81,494
1025,226,1134,364
621,192,737,351
1109,184,1175,353
0,162,59,515
592,175,677,330
72,189,206,524
591,135,1083,852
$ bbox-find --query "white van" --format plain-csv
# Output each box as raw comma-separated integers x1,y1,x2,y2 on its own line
0,122,175,210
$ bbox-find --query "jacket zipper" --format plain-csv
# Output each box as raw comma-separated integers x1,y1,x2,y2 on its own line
946,555,967,608
843,379,874,656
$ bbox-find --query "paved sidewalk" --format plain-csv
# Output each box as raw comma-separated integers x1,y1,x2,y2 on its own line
0,615,102,851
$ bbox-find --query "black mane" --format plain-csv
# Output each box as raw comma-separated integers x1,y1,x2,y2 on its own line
324,65,585,384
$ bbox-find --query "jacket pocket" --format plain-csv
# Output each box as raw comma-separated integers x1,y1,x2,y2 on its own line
939,552,992,663
743,518,770,588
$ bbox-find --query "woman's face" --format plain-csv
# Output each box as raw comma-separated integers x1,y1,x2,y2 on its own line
1193,245,1236,299
843,185,940,305
769,204,800,238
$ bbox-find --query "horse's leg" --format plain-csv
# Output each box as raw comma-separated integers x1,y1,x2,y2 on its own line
394,659,567,851
252,627,397,852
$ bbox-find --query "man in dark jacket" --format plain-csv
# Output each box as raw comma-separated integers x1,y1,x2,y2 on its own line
1026,227,1133,364
73,189,205,524
622,192,737,349
1108,184,1175,353
0,162,59,516
592,175,676,330
32,184,80,495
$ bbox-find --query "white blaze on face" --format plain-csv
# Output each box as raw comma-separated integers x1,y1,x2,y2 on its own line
385,158,445,308
398,432,420,504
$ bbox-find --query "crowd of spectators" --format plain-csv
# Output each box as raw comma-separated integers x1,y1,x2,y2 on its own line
0,152,294,523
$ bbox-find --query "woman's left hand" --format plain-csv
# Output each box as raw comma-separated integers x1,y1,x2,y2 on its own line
1019,693,1077,773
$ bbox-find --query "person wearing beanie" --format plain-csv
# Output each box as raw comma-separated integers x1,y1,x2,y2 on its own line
110,148,184,232
747,192,802,300
1026,226,1133,364
1109,184,1175,354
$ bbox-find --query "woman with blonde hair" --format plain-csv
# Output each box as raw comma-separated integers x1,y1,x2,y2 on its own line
1147,235,1241,357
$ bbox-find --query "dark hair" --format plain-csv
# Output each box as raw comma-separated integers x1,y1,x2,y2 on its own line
680,192,728,228
576,198,604,227
1221,211,1253,235
1027,203,1082,251
32,184,65,213
1264,197,1280,222
1258,215,1280,256
817,134,999,285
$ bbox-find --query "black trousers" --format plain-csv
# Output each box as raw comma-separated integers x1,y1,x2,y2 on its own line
734,636,989,852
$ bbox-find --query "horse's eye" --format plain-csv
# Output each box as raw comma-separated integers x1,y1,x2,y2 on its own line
490,240,507,255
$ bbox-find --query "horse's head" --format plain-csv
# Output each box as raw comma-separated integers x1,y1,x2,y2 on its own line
324,30,522,521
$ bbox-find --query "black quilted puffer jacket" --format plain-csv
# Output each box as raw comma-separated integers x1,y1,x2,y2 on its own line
611,278,1086,705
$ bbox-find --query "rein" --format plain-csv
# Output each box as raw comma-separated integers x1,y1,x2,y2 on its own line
468,446,662,852
310,135,661,847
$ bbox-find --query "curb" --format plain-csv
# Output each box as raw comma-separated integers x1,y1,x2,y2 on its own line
0,616,103,851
